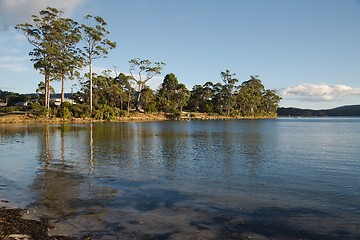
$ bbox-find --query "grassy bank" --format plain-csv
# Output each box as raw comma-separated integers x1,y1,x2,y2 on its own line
0,111,277,125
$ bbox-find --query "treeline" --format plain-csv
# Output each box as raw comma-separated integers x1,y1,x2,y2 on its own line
4,7,281,119
75,70,281,119
0,90,30,106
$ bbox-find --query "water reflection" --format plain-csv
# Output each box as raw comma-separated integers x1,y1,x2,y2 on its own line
28,124,119,234
89,123,93,175
241,124,267,175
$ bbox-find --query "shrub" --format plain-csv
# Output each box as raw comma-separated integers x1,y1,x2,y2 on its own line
0,107,13,113
72,104,91,118
28,101,40,111
103,107,115,120
144,102,157,113
61,102,73,110
115,109,128,117
58,104,72,119
93,110,104,120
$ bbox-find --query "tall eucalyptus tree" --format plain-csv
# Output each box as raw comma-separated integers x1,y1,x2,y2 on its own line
15,7,63,109
116,73,134,114
81,15,116,114
157,73,189,113
237,75,266,116
51,17,83,103
129,58,165,111
220,70,238,116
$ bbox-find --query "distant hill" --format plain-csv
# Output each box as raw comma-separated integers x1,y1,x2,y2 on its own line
326,105,360,116
277,105,360,117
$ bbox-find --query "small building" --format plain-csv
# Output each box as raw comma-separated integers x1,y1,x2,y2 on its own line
0,100,7,107
15,101,28,106
50,98,76,107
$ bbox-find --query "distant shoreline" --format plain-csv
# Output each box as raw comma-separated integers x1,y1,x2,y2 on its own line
0,111,277,124
277,105,360,117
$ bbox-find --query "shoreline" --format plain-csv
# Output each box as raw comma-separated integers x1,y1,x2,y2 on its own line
0,206,78,240
0,111,277,125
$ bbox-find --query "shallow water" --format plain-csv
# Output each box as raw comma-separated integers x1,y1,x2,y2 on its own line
0,118,359,239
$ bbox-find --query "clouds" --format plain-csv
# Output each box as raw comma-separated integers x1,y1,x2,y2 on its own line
0,0,88,31
278,84,360,102
0,0,88,75
0,55,31,72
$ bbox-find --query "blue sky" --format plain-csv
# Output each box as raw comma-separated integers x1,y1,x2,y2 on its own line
0,0,360,109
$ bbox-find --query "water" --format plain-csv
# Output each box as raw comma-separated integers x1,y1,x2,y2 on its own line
0,118,359,239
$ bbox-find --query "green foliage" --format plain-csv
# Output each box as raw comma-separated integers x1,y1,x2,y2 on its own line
237,75,268,116
0,106,16,113
186,73,281,117
129,58,165,111
157,73,189,114
116,73,134,112
113,108,128,117
29,101,44,111
144,101,157,114
187,83,214,112
91,105,115,120
15,7,69,109
81,14,117,113
103,106,116,120
93,109,104,120
14,7,281,119
58,102,72,119
220,70,238,116
71,104,91,118
117,110,129,117
140,87,157,113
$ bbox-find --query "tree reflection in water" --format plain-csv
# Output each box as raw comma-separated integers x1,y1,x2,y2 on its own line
28,124,119,236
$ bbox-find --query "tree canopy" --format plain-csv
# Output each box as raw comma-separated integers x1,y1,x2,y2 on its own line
15,7,65,109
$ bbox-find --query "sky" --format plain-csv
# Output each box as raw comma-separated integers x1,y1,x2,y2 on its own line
0,0,360,109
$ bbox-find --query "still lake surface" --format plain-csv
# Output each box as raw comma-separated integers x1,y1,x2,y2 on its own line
0,118,359,239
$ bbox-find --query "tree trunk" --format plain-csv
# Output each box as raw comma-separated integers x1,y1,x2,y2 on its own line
127,91,131,115
61,75,65,104
44,74,49,108
89,59,93,114
120,96,123,111
135,82,143,112
45,71,51,110
135,92,141,111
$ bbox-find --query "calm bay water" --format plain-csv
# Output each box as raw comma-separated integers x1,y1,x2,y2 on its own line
0,118,359,239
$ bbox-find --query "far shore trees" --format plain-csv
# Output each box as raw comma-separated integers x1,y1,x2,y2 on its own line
187,72,281,117
115,73,134,115
220,70,238,116
157,73,190,114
